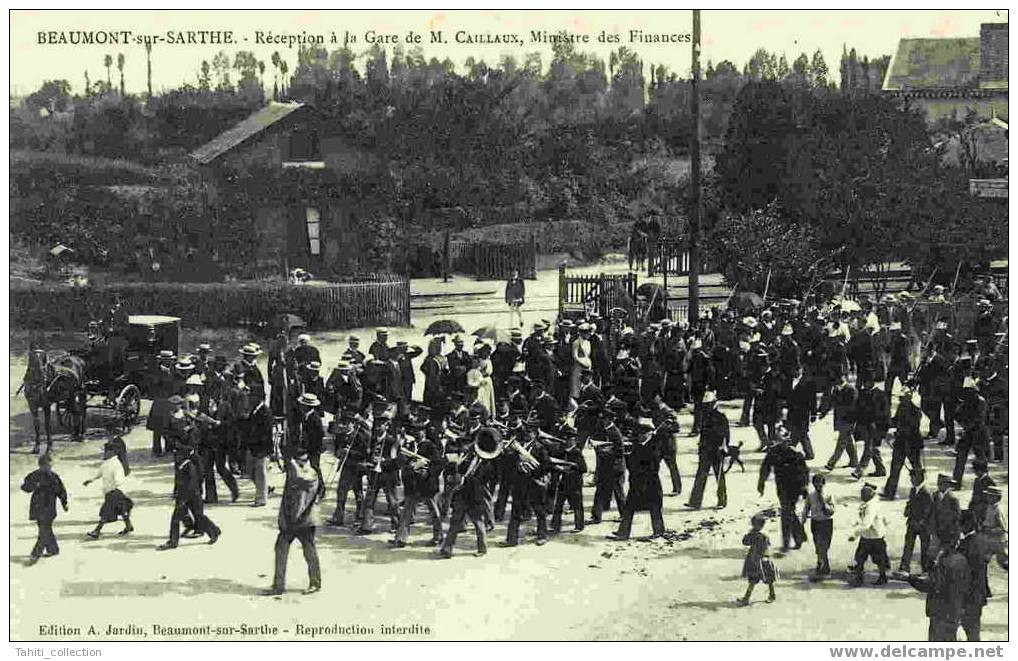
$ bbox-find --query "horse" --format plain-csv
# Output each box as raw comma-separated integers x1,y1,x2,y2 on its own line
628,229,647,272
21,349,53,453
47,353,88,442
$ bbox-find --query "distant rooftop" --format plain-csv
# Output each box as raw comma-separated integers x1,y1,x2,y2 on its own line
190,102,306,165
883,23,1008,93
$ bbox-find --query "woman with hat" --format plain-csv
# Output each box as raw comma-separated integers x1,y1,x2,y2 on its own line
472,343,496,418
147,349,177,457
421,336,449,414
608,416,667,541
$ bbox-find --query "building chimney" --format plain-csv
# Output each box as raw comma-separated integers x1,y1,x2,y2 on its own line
980,23,1008,84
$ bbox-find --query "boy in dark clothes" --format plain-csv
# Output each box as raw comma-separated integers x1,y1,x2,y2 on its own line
21,454,68,563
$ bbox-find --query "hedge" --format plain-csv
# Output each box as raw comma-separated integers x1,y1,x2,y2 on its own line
10,278,410,331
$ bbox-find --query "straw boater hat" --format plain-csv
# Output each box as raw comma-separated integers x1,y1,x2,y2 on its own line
175,357,195,371
306,361,321,372
889,321,902,331
197,343,212,353
701,390,717,404
742,316,758,328
348,335,361,344
636,417,656,431
185,393,200,405
240,344,261,357
185,374,204,387
297,333,311,343
962,376,978,389
780,324,793,336
158,349,176,362
297,393,320,407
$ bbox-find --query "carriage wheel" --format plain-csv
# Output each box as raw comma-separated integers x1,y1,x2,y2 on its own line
116,384,142,431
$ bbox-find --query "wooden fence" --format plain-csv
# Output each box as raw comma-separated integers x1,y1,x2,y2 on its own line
558,266,638,321
10,277,411,330
647,238,712,277
449,238,537,280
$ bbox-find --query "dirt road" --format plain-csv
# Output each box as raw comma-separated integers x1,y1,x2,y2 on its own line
8,260,1008,641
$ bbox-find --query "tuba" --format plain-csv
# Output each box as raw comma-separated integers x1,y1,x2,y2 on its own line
474,426,504,460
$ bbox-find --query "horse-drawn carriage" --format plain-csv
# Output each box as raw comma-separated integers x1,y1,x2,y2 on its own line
53,315,182,434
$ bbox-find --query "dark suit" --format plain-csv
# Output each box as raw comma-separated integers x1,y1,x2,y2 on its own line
959,531,992,641
785,377,817,459
589,423,626,522
687,407,729,509
932,490,962,553
900,485,934,573
168,450,220,546
910,550,971,641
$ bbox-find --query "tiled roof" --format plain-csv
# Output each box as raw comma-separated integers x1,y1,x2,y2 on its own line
189,102,306,164
883,38,981,91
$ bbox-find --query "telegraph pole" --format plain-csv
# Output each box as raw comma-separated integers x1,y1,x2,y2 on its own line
688,9,702,321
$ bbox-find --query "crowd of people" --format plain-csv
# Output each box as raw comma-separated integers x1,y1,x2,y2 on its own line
18,282,1009,639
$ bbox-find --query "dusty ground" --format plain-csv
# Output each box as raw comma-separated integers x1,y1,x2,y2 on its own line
8,259,1008,642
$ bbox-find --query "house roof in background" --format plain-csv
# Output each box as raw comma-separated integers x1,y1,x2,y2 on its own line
883,37,981,91
189,102,307,165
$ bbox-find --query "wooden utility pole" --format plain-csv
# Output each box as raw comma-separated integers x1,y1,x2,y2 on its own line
688,9,702,321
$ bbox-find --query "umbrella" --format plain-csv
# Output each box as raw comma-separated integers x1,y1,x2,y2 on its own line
425,319,465,336
472,325,509,343
728,292,764,311
273,313,307,334
636,282,667,299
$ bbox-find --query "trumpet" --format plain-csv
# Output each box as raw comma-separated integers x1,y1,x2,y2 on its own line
399,446,430,464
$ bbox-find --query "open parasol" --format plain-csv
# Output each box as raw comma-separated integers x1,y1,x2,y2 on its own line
472,325,510,343
425,319,466,336
273,313,307,334
728,292,764,311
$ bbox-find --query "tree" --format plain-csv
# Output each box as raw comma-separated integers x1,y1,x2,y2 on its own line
212,51,232,90
104,54,112,86
23,79,72,114
117,53,126,96
84,70,91,96
776,54,790,80
198,60,211,90
714,80,796,211
278,59,289,97
708,201,827,297
144,41,153,98
811,49,829,87
271,51,281,100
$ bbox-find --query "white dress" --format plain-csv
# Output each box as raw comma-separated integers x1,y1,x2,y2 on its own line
476,359,496,415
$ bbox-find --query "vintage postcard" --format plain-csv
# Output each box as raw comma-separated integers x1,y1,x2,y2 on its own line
7,6,1009,651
